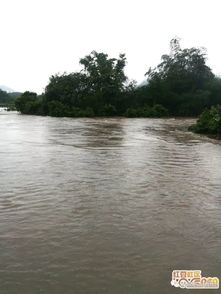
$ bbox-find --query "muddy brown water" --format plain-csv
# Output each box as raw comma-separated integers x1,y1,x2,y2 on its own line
0,112,220,294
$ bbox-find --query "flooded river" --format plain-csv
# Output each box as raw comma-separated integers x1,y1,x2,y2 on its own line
0,112,221,293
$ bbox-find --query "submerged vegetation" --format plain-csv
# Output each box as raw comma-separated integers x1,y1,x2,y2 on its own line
15,38,221,134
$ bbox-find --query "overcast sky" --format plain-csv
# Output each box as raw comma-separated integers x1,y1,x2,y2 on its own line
1,0,221,93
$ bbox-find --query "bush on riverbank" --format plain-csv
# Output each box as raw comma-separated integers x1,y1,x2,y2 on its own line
189,105,221,134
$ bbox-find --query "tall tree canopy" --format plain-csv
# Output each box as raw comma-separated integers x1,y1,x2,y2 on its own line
147,38,214,91
80,51,127,93
79,51,127,108
43,51,128,116
145,38,215,115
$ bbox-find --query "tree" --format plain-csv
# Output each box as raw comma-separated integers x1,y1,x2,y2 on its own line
145,38,215,114
79,51,127,106
43,51,128,116
15,91,38,114
147,38,214,91
44,72,88,108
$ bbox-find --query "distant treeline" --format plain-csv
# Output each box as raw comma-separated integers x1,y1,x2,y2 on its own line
0,90,22,105
15,38,221,119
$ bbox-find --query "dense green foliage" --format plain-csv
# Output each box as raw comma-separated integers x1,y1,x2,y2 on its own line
189,105,221,134
124,104,169,117
15,39,221,118
15,92,41,114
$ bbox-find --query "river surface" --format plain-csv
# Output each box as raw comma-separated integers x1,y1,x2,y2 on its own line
0,112,221,294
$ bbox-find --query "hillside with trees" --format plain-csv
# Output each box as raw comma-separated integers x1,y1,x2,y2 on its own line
0,89,21,106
